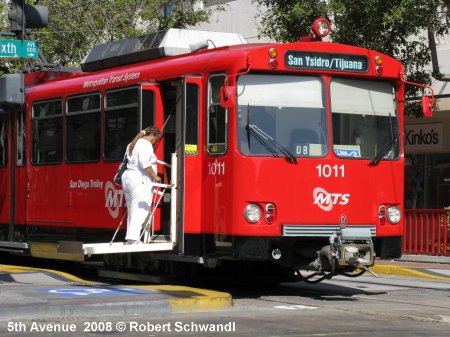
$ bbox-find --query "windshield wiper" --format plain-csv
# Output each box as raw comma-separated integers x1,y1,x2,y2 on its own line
247,123,298,164
369,133,399,166
369,113,398,166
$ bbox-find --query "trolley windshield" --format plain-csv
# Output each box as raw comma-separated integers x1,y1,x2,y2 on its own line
236,74,399,162
330,78,399,161
237,74,327,158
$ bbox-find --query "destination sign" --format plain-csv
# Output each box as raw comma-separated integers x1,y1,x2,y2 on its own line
285,51,368,73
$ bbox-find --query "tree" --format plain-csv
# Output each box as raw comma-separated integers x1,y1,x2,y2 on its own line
254,0,450,115
0,1,215,68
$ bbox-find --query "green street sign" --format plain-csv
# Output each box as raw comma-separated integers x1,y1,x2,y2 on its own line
0,39,39,59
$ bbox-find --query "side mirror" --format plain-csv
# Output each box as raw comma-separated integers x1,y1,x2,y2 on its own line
0,73,24,106
402,79,435,118
220,86,236,108
422,95,433,117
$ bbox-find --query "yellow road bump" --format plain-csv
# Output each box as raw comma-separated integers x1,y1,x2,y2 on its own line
134,285,234,312
370,264,450,281
0,264,97,285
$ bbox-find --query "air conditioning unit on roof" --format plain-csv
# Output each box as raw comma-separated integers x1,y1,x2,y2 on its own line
81,29,247,72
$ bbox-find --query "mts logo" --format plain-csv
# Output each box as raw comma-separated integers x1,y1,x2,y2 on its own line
313,187,350,212
104,181,125,218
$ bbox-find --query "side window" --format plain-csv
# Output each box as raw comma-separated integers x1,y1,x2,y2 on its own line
141,90,155,129
32,99,63,165
104,87,140,160
17,111,26,166
0,114,7,167
66,93,101,163
185,83,199,155
207,74,227,155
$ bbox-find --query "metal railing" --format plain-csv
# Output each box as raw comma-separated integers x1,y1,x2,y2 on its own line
404,209,450,256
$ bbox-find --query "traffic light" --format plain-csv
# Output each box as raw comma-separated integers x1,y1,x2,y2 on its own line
8,0,24,32
8,0,48,35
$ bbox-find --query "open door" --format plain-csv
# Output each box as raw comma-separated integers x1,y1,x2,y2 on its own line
180,76,203,255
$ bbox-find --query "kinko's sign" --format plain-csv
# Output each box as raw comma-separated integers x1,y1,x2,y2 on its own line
404,123,443,153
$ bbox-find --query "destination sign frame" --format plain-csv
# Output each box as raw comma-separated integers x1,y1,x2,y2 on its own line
0,39,39,59
285,51,368,73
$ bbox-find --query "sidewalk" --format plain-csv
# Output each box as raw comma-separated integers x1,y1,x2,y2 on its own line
371,254,450,280
0,264,233,321
397,254,450,265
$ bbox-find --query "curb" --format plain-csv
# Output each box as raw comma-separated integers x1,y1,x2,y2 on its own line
370,264,450,281
0,265,233,320
397,254,450,265
0,264,97,286
0,299,172,322
132,285,234,313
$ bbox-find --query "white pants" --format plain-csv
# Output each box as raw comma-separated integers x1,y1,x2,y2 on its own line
122,170,153,242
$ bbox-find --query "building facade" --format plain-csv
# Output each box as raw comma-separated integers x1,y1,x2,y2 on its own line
193,0,270,42
404,28,450,210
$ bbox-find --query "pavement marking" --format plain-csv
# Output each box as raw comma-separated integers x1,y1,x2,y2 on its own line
270,333,354,336
274,304,319,310
428,269,450,276
438,315,450,323
370,265,450,281
39,287,157,297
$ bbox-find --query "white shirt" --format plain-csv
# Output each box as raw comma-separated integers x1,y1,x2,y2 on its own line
126,138,157,186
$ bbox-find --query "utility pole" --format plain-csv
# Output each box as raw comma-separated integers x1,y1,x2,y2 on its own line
428,28,450,82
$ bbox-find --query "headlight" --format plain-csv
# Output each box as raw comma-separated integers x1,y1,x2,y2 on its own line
244,204,261,223
386,206,401,224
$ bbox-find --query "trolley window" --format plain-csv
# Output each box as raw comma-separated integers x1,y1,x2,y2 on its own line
17,110,26,166
237,74,327,158
207,74,227,155
141,90,155,130
0,114,7,167
185,83,199,155
32,99,63,165
66,93,101,163
330,78,399,160
104,87,140,160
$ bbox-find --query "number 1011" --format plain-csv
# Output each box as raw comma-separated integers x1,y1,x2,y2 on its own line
316,164,344,178
208,161,225,175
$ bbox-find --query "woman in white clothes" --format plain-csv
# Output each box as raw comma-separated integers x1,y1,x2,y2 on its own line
122,126,162,244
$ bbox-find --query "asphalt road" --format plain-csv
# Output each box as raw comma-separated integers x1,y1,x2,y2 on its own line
1,272,449,337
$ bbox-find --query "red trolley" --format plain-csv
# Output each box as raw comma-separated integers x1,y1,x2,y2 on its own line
0,19,432,283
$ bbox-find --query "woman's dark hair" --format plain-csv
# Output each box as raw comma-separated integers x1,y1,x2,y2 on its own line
128,126,161,155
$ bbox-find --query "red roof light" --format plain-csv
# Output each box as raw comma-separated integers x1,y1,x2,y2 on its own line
311,18,331,38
